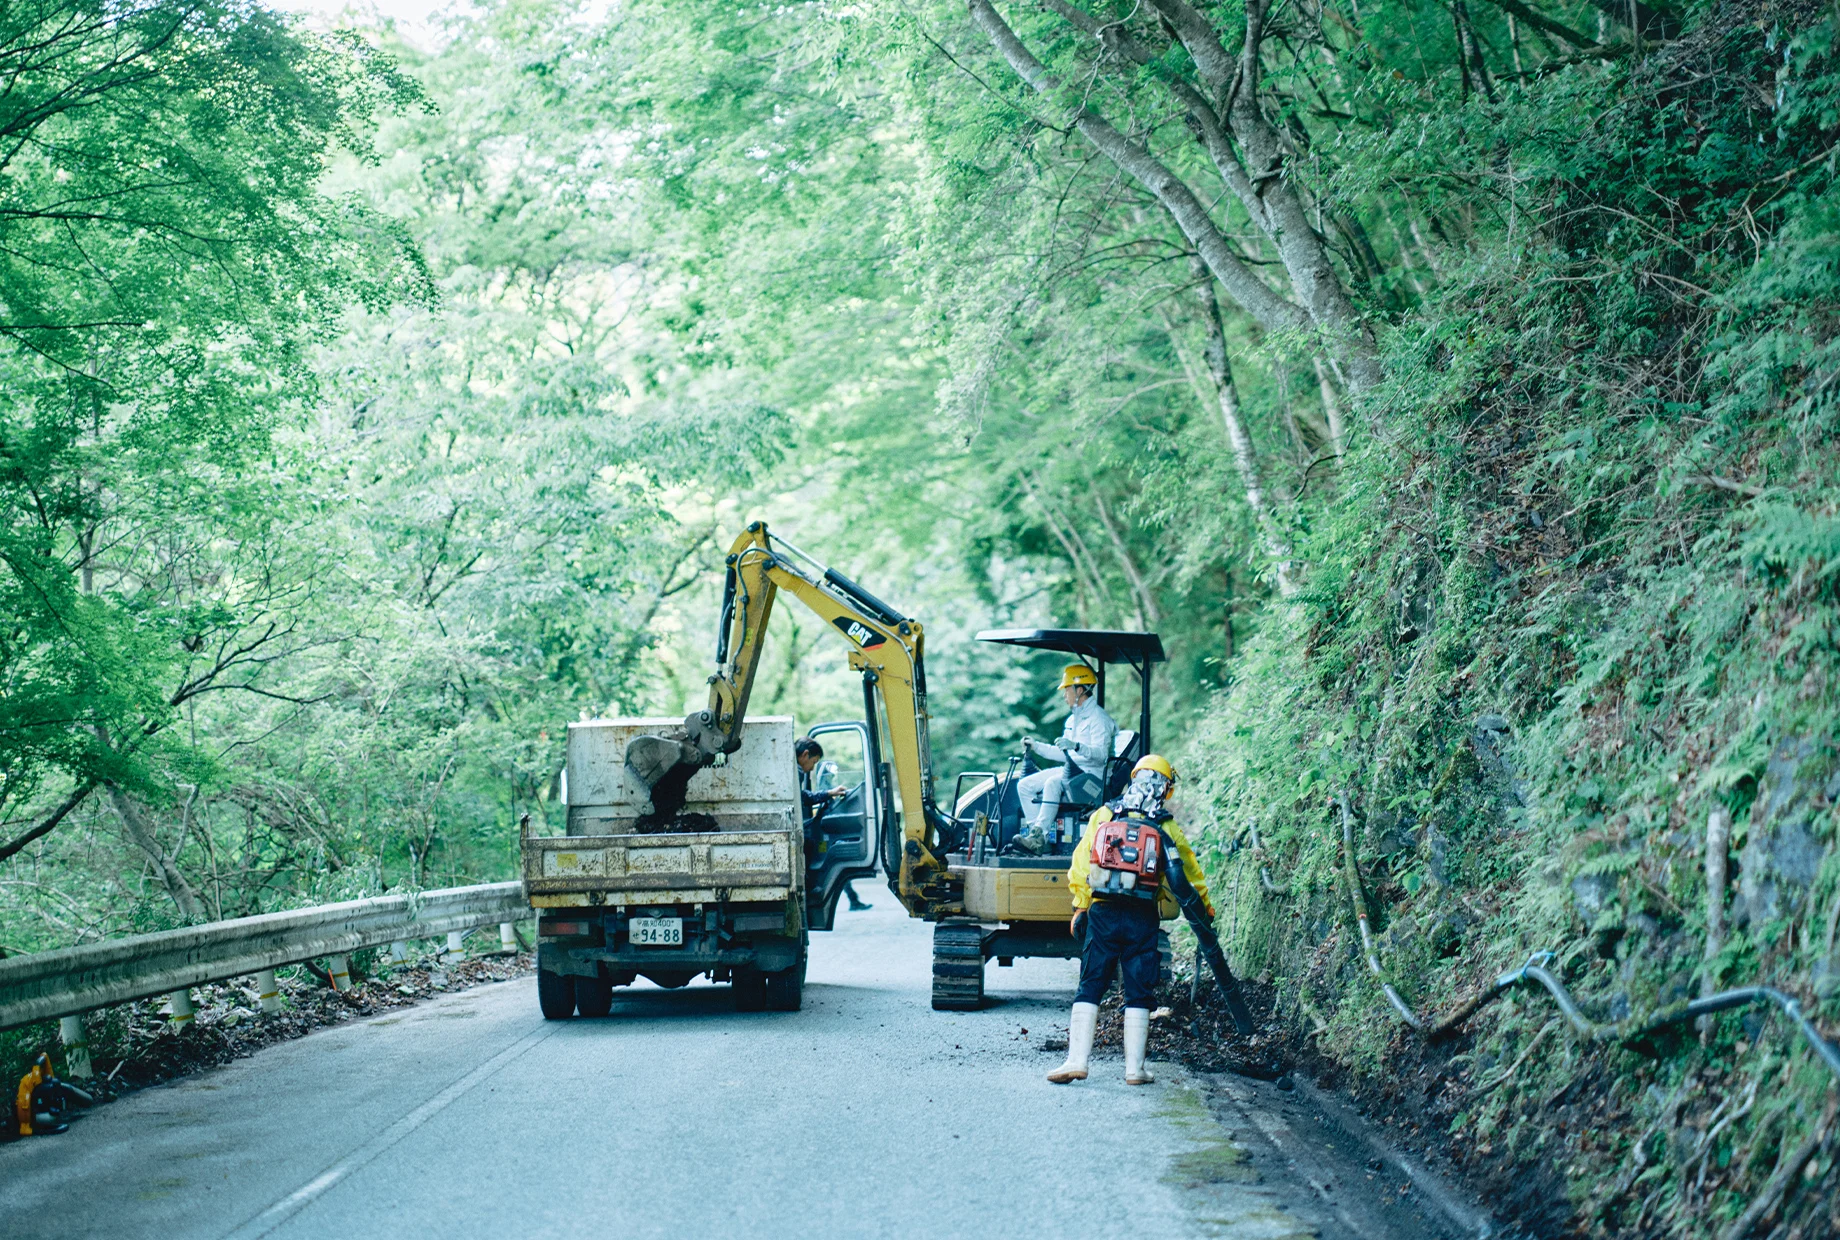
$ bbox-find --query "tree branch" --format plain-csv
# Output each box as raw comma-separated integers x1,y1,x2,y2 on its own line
1475,0,1593,48
1580,0,1680,42
0,782,95,862
107,781,202,922
965,0,1310,339
1144,0,1382,391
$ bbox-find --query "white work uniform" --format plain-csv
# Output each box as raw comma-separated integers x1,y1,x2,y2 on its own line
1018,698,1118,837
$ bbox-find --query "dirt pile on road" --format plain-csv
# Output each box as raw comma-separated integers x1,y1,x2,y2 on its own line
1079,978,1294,1082
1057,975,1576,1234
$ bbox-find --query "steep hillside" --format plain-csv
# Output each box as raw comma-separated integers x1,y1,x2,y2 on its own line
1190,7,1840,1235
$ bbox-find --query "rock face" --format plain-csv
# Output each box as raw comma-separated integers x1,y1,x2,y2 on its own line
1571,872,1617,921
1731,737,1832,929
1471,716,1526,809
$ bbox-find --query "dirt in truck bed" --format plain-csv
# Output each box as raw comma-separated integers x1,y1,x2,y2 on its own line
629,811,722,834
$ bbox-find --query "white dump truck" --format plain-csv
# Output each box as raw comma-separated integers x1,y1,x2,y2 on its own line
521,716,815,1016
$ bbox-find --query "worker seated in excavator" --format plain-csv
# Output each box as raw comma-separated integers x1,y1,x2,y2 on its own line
1007,663,1117,855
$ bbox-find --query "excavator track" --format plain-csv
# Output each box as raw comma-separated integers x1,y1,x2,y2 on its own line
931,921,986,1010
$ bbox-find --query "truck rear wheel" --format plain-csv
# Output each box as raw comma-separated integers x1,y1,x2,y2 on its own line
931,922,985,1011
765,952,806,1012
574,973,615,1018
537,969,576,1019
733,966,768,1011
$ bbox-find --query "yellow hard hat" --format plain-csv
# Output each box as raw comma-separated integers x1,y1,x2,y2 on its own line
1132,754,1176,785
1058,663,1098,690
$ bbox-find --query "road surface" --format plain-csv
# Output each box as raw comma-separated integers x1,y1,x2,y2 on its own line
0,899,1456,1239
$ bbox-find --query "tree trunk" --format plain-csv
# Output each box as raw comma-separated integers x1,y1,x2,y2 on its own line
999,0,1382,415
1093,492,1160,626
1313,355,1347,460
1223,570,1235,661
1580,0,1679,41
1143,0,1382,392
108,782,203,923
1478,0,1592,49
1451,0,1495,101
1163,263,1298,595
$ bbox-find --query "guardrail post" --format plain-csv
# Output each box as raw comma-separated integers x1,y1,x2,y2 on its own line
390,940,408,962
445,930,467,957
499,922,518,951
168,988,195,1028
255,969,283,1014
58,1014,92,1079
327,954,352,992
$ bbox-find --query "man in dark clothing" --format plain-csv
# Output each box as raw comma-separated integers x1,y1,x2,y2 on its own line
795,738,842,823
795,738,871,911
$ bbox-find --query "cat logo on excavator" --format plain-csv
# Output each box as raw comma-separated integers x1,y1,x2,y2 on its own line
833,617,885,648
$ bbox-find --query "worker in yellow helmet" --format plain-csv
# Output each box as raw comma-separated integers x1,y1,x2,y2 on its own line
1048,754,1212,1086
1007,663,1117,855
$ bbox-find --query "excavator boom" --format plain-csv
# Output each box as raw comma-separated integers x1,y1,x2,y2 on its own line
625,523,952,913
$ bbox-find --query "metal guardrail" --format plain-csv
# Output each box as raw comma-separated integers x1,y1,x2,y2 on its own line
0,881,527,1032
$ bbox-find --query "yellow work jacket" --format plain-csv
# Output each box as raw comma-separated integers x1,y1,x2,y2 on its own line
1068,806,1212,915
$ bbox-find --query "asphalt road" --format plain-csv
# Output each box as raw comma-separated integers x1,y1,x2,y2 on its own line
0,898,1452,1240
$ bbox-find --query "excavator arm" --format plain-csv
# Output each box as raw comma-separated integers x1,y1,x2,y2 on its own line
630,522,955,914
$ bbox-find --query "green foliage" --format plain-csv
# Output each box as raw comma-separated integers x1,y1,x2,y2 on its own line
5,1,1839,1232
1175,7,1840,1233
0,0,430,852
0,0,802,949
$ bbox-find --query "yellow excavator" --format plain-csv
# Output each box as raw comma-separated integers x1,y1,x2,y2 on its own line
627,521,1177,1009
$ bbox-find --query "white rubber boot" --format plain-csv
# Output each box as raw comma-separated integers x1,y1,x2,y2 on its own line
1124,1007,1154,1085
1047,1002,1099,1083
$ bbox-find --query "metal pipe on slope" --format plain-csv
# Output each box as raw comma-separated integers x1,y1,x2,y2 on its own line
1332,789,1840,1083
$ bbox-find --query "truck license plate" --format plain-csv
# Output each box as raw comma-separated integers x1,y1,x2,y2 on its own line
630,917,683,946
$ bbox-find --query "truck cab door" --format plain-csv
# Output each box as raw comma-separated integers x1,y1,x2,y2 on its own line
803,720,879,932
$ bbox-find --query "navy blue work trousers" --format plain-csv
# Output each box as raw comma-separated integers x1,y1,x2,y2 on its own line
1074,897,1160,1009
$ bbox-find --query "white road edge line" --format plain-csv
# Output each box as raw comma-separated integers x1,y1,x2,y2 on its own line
220,1021,559,1240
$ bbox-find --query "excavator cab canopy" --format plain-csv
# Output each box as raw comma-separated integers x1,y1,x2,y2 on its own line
974,628,1164,754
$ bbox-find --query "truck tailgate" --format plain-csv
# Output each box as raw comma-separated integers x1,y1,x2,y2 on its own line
522,827,798,906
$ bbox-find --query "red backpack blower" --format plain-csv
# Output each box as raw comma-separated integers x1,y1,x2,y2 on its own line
1087,815,1165,899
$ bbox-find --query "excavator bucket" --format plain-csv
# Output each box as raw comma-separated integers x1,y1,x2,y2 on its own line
623,733,705,823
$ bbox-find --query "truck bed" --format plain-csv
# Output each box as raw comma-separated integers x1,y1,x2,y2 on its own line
525,717,809,1014
521,714,802,907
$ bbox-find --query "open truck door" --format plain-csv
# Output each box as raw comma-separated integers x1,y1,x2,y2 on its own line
803,720,881,931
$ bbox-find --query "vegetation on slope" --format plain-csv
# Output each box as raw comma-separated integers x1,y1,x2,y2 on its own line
1184,10,1840,1233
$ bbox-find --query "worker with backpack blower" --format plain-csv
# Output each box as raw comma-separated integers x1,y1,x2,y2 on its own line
1048,754,1212,1086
